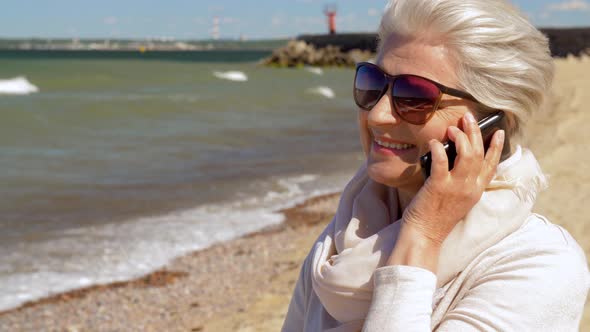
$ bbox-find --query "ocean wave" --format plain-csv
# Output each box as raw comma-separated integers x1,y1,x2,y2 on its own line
304,67,323,75
0,172,347,312
307,86,335,99
0,76,39,95
212,70,248,82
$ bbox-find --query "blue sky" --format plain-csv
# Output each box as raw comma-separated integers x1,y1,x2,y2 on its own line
1,0,589,40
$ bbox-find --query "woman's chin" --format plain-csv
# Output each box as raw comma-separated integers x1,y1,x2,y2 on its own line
367,161,422,189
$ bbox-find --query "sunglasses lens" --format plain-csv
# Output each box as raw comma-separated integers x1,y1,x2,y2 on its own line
354,65,387,109
392,76,440,123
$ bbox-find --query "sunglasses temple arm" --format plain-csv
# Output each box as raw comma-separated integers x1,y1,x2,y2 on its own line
441,86,481,104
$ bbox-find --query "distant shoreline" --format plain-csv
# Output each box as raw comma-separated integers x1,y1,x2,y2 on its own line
1,27,589,57
0,38,289,52
0,49,273,62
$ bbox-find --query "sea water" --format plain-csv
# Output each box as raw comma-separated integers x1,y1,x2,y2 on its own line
0,51,364,310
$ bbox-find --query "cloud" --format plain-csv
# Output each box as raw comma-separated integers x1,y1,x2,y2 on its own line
336,13,358,25
67,27,78,36
103,16,118,25
271,16,283,27
294,16,324,27
221,17,237,24
193,17,207,25
547,0,590,11
208,5,224,12
368,8,380,17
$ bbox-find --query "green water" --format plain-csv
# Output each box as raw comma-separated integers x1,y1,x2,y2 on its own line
0,58,359,223
0,54,365,311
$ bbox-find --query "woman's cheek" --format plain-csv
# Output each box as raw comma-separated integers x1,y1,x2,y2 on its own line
358,111,371,158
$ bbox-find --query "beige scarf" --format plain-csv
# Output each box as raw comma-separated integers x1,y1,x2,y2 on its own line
310,146,547,326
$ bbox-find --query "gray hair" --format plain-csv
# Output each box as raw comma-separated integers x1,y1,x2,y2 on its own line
378,0,554,150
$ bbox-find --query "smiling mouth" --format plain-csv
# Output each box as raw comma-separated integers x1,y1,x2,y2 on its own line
374,138,416,150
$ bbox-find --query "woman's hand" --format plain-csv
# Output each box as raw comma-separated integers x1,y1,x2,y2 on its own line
386,112,505,271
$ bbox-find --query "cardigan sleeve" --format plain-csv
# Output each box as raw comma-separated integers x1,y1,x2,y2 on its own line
362,265,437,331
362,245,590,332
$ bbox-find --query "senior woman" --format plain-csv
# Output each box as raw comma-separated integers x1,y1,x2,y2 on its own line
282,0,589,331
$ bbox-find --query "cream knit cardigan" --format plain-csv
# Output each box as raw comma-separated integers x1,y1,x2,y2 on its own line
282,147,589,331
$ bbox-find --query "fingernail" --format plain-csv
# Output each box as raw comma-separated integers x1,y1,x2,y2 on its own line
497,130,505,142
465,112,476,124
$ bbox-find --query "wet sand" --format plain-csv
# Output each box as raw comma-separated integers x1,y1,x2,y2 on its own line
1,56,589,331
0,193,341,332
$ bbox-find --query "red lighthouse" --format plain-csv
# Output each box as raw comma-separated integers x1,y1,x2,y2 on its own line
324,4,337,35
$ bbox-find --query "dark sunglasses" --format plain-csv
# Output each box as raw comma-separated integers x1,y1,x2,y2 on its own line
353,62,484,125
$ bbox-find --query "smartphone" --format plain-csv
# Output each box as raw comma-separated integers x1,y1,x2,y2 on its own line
420,111,505,179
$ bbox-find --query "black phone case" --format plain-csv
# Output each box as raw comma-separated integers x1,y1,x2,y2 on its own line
420,111,505,179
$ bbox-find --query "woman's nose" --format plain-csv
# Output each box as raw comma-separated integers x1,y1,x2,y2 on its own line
366,92,402,127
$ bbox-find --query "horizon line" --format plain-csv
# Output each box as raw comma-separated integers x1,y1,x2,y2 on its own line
1,26,589,41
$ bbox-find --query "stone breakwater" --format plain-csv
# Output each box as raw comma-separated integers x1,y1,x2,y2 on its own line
261,40,373,67
263,29,590,67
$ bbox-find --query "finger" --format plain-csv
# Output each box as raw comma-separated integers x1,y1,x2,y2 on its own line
482,130,505,184
429,139,449,180
448,126,474,178
463,113,484,161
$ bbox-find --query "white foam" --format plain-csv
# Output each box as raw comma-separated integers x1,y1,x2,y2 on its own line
304,67,323,75
213,70,248,82
0,76,39,95
0,203,284,311
0,172,351,312
307,86,335,99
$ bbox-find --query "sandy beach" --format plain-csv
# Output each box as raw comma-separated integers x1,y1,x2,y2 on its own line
1,56,589,331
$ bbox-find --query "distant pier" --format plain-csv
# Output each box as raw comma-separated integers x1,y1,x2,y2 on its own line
296,28,590,58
